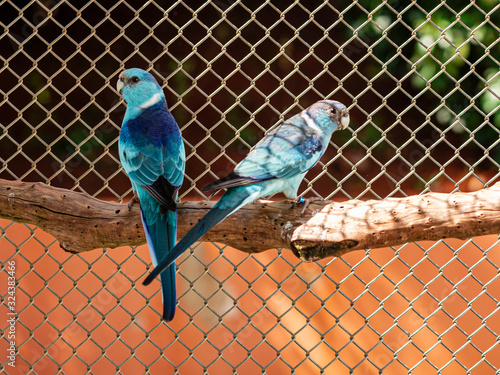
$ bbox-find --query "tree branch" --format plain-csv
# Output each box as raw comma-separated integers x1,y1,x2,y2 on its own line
1,178,499,261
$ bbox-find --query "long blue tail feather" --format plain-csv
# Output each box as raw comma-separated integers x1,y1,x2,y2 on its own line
143,188,251,286
140,206,177,321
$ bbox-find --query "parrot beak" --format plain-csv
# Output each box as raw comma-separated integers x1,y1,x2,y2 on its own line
116,72,126,94
340,109,350,130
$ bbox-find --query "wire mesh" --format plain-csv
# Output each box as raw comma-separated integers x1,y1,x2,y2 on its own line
1,0,500,373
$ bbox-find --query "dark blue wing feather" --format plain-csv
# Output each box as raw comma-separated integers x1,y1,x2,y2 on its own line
119,101,185,210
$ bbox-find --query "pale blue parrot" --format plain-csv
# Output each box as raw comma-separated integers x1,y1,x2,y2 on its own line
143,100,349,286
117,68,185,321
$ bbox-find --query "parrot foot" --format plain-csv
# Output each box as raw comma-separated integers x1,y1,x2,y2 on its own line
294,197,323,216
128,195,139,210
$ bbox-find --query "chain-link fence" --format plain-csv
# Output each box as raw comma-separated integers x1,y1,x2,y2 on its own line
1,0,500,373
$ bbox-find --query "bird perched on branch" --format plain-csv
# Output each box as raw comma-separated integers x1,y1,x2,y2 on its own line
117,68,185,321
143,100,349,287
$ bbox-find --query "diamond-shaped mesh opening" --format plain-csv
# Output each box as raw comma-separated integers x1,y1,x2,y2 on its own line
1,0,500,373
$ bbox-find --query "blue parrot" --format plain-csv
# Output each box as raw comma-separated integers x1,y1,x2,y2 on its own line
143,100,349,286
117,68,185,321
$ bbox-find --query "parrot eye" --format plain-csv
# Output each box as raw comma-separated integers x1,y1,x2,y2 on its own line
328,107,337,115
131,76,140,83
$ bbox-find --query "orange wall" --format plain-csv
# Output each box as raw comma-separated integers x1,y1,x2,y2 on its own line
1,219,500,374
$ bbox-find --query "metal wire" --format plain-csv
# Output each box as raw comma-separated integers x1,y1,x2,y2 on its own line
1,0,500,373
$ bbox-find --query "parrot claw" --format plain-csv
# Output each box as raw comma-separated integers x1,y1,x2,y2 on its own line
128,195,139,210
294,196,323,216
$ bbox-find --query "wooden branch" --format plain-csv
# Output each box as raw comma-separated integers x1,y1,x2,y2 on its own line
1,178,499,261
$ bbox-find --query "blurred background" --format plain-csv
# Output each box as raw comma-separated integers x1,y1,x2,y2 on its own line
1,0,499,373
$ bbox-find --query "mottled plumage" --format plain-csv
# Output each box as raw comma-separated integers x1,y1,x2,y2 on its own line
143,100,349,286
117,68,185,321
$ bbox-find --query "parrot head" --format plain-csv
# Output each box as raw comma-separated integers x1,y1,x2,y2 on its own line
303,100,350,134
117,68,165,109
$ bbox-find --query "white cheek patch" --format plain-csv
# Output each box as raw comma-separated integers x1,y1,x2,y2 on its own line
139,92,162,109
300,111,325,135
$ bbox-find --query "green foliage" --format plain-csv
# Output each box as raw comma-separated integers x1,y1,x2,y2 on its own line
344,0,499,160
